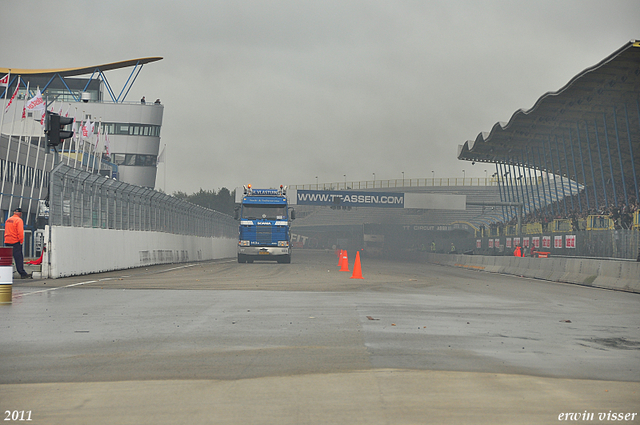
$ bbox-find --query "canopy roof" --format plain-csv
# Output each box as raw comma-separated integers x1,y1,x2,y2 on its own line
458,40,640,205
0,57,162,77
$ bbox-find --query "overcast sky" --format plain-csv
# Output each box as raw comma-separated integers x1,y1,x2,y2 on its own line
2,0,639,194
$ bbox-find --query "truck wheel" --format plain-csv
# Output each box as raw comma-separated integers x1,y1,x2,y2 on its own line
278,255,291,264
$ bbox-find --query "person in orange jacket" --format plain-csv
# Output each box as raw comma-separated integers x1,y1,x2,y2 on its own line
4,207,31,279
513,244,522,257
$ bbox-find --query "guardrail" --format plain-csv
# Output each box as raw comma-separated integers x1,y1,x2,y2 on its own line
292,177,499,190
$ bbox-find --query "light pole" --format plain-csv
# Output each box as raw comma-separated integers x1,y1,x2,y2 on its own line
402,171,404,187
343,174,346,189
316,176,318,190
462,169,465,184
373,173,376,187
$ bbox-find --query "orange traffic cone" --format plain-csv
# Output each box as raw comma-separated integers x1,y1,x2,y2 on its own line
340,250,350,272
337,249,344,267
350,251,364,279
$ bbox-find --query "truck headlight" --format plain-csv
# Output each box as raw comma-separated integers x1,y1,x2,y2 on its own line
278,241,289,247
239,240,250,246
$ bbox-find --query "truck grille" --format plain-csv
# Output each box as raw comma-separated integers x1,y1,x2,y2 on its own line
256,227,272,244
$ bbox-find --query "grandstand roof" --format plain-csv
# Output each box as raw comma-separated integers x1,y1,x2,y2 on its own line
0,57,163,77
457,40,640,203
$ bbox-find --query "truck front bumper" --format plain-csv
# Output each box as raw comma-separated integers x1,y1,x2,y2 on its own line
238,246,290,257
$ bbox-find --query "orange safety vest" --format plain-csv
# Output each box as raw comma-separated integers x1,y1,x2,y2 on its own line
4,213,24,244
514,246,521,257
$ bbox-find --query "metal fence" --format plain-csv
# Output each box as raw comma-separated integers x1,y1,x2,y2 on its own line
49,163,236,238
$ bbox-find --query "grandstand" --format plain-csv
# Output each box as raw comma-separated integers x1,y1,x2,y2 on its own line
292,41,638,258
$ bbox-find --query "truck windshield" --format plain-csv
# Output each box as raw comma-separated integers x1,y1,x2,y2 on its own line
242,205,287,220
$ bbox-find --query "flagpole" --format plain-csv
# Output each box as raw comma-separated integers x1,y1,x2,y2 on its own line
95,119,103,175
83,116,93,172
0,72,15,211
69,107,77,167
0,70,10,162
26,114,45,226
78,112,86,169
10,82,31,209
20,91,38,220
36,147,50,213
0,76,21,211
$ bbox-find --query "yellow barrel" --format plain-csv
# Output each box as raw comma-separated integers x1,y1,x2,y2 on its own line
0,247,13,304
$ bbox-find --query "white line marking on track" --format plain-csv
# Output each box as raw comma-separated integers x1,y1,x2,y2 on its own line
16,262,214,297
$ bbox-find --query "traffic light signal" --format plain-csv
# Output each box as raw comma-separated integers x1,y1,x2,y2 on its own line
45,111,74,147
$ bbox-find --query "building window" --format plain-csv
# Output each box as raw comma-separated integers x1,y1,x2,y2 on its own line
112,153,157,167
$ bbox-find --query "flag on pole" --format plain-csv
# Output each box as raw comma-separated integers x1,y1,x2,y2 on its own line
104,130,111,156
95,120,101,149
25,89,45,112
156,145,165,166
4,79,19,113
82,118,93,139
0,74,8,87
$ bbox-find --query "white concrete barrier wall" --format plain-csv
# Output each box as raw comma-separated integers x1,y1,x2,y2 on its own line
422,252,640,293
42,226,237,278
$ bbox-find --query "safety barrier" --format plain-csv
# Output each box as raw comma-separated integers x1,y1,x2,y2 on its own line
40,163,238,278
504,225,519,236
551,219,573,232
524,223,543,234
634,211,639,230
422,252,640,293
586,215,614,231
0,248,12,304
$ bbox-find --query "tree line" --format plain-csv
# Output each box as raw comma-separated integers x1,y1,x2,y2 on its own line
173,188,236,216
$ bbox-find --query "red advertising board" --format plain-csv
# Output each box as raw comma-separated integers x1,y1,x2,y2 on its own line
554,236,563,249
565,235,576,248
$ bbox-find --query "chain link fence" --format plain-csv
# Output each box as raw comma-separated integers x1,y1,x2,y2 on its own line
49,163,236,238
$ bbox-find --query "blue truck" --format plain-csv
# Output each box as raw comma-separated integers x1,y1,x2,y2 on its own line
235,185,295,263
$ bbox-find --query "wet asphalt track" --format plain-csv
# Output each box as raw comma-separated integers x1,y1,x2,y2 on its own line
1,250,639,424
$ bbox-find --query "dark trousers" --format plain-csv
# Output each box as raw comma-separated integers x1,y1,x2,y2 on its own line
6,243,26,276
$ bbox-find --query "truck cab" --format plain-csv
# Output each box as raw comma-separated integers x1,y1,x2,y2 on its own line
236,185,295,263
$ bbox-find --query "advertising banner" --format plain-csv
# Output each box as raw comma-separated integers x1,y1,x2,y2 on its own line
554,236,563,249
296,190,405,208
565,235,576,248
532,236,540,248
